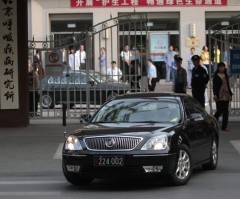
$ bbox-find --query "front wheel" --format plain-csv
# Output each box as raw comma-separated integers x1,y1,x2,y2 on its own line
202,136,218,170
167,145,192,186
42,92,54,109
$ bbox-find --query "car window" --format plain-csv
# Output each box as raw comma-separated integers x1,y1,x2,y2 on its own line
48,77,61,84
92,98,181,123
74,73,87,84
89,71,107,82
47,77,55,84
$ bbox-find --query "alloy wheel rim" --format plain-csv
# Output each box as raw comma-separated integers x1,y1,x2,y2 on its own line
176,150,190,180
212,140,218,165
42,95,52,108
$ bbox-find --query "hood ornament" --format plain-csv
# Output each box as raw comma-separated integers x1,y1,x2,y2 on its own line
105,138,116,148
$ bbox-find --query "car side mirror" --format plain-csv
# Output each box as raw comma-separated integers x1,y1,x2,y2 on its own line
88,81,94,86
189,113,204,122
80,114,92,123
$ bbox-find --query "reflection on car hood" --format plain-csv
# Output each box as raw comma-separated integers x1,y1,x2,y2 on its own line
75,123,177,137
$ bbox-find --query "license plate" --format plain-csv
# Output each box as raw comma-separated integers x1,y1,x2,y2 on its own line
94,156,124,166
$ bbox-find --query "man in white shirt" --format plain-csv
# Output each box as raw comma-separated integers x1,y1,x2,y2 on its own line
76,45,86,70
120,45,132,81
107,61,122,82
147,59,157,91
68,48,77,71
61,46,67,71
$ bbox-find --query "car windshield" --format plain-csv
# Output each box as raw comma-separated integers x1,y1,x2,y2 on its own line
47,71,99,85
92,98,181,123
89,71,106,82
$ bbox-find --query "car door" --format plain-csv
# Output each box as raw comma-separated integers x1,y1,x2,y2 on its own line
184,97,212,164
72,72,87,104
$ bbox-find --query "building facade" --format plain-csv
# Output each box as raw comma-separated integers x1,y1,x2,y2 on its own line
28,0,240,70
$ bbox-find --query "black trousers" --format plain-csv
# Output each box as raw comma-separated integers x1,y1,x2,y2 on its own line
214,100,229,130
192,88,205,108
148,78,157,91
29,91,39,113
175,83,186,94
121,62,130,82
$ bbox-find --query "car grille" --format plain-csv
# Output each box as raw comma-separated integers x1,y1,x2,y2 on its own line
84,136,143,151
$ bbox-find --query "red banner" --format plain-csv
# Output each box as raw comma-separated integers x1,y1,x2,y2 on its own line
71,0,227,8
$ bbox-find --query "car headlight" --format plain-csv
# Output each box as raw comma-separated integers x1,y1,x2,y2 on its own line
65,135,83,151
141,135,168,150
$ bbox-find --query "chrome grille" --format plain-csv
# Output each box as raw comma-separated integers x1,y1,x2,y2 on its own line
84,136,143,151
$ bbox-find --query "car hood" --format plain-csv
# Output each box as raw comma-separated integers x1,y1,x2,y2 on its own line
74,123,178,137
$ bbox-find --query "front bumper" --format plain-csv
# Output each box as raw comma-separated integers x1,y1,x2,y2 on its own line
62,152,177,179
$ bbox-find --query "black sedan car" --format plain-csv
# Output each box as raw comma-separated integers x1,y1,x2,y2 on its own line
62,92,219,186
41,70,130,109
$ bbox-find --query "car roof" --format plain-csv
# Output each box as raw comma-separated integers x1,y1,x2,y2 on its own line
114,92,188,100
63,70,97,75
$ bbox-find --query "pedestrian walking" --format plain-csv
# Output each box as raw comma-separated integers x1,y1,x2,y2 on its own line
76,45,86,70
120,45,132,82
213,62,233,131
99,47,107,75
61,46,67,71
187,47,195,89
28,62,40,117
191,55,209,107
201,45,210,74
68,48,77,71
172,56,187,94
164,45,177,82
147,59,157,91
33,49,41,64
171,54,178,82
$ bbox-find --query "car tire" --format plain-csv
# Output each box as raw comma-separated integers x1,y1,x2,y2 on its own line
202,136,218,170
62,164,93,186
168,144,192,186
42,92,54,109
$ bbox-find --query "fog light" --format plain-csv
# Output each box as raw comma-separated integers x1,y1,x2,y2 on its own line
143,165,163,173
66,165,80,172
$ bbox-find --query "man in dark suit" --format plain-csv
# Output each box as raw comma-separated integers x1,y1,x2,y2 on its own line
191,55,209,107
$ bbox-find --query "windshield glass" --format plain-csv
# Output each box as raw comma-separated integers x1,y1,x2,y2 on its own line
89,71,106,82
92,98,181,123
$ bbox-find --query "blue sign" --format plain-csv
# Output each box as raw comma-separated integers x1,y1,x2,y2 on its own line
149,33,169,62
230,49,240,74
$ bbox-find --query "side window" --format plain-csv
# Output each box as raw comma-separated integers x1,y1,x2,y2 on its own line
53,77,61,84
184,97,207,118
190,98,207,117
60,76,67,84
80,74,87,84
48,77,54,84
69,74,76,84
184,97,196,118
193,100,207,117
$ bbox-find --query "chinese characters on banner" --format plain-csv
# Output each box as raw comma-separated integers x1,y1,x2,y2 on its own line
0,0,19,109
71,0,227,7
